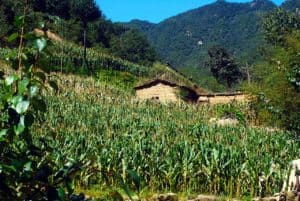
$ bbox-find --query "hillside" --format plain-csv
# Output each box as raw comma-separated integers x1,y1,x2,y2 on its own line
32,72,299,198
124,0,276,68
0,0,158,66
122,19,156,33
281,0,300,11
0,37,199,93
1,0,300,199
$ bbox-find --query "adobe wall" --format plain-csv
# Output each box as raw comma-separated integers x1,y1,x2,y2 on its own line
198,94,247,104
136,83,179,103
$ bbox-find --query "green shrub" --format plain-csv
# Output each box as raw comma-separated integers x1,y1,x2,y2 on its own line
0,11,84,200
96,69,137,92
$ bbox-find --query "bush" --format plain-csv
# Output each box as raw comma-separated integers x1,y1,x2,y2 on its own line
0,11,84,200
246,34,300,135
96,69,137,92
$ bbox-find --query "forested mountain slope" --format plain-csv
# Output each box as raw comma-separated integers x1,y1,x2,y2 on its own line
281,0,300,11
125,0,277,68
0,0,158,66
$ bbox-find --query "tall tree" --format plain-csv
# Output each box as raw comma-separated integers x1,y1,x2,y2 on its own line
0,5,8,44
206,45,243,88
30,0,46,12
47,0,71,19
31,0,70,19
70,0,101,69
110,29,157,66
247,9,300,135
263,8,300,45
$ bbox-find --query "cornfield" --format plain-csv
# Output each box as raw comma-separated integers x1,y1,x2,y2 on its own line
0,42,150,76
32,75,299,197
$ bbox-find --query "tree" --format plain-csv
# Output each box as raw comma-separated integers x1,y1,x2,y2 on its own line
0,0,19,46
31,0,71,19
281,0,300,12
263,8,300,45
247,9,300,136
46,0,71,19
0,2,83,199
110,29,157,66
0,6,8,45
206,45,243,88
91,19,127,48
70,0,101,69
30,0,46,12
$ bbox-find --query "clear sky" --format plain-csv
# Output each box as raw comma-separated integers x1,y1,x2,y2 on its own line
96,0,285,23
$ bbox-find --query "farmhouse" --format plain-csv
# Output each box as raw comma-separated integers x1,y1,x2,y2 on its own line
135,79,247,104
134,79,200,103
198,92,247,104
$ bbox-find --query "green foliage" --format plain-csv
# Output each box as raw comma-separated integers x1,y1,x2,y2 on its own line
33,83,299,197
126,0,276,68
123,20,156,33
206,45,244,88
281,0,300,12
199,77,227,92
96,70,137,92
247,10,300,135
87,19,122,48
30,0,99,22
262,8,300,46
0,10,88,200
0,0,159,68
0,42,151,77
70,0,101,69
285,31,300,92
31,0,71,19
110,29,158,66
70,0,101,26
150,62,198,89
0,6,9,43
214,103,247,125
181,67,226,92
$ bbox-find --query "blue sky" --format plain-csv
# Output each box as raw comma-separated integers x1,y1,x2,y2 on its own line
96,0,285,23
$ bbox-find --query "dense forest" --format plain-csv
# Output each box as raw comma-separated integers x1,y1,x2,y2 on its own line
125,0,277,68
0,0,158,66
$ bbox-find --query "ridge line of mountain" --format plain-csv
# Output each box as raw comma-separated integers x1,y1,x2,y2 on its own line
123,0,299,69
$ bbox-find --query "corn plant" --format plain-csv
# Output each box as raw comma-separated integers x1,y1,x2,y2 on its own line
32,77,300,197
0,40,151,77
0,9,86,201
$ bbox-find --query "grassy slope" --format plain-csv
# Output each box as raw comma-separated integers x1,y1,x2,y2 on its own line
0,38,200,92
29,72,299,199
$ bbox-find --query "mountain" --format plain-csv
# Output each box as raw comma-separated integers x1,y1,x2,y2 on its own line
122,19,156,33
281,0,300,11
125,0,277,68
